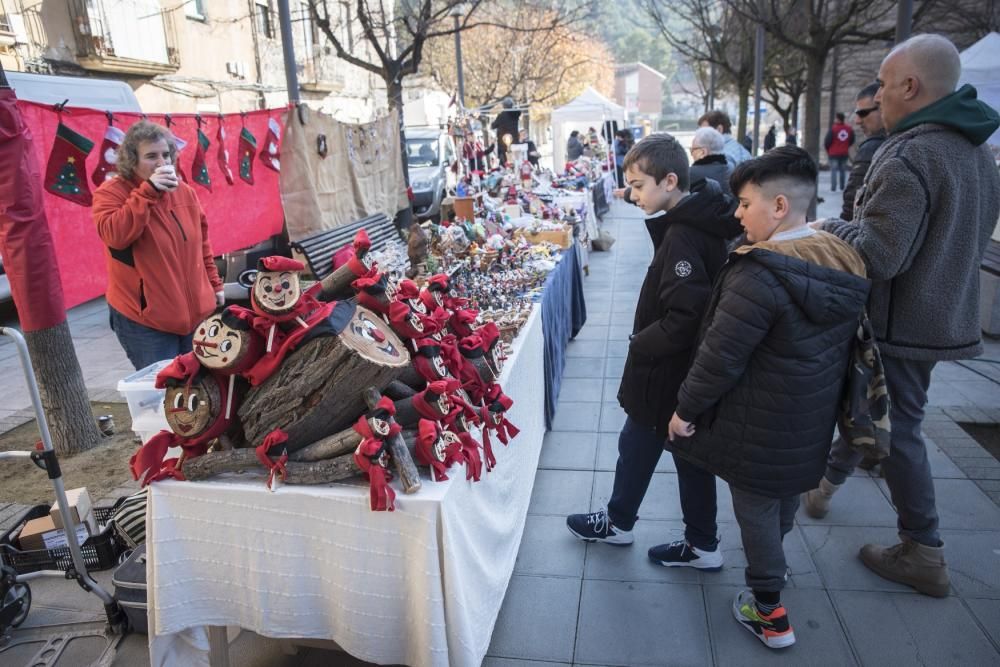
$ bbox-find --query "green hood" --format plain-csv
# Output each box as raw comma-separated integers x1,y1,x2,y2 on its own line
892,84,1000,145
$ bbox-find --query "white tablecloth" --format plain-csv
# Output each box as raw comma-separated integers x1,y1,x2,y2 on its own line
146,307,546,667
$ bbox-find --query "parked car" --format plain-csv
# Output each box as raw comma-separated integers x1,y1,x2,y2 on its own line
406,127,456,221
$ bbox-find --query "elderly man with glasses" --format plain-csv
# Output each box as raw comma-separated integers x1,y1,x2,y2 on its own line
688,126,733,195
840,82,887,220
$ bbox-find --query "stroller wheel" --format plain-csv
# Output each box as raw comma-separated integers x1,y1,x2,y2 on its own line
3,582,31,628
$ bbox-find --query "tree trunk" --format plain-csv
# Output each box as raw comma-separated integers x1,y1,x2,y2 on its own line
387,75,414,229
803,53,828,163
23,322,102,456
183,448,360,485
239,306,410,451
737,85,750,143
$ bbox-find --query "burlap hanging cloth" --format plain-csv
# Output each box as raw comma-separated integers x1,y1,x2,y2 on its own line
279,108,409,242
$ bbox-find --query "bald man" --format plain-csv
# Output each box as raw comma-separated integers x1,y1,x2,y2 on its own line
810,34,1000,597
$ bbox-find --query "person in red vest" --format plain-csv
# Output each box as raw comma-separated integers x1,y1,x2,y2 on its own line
824,112,855,191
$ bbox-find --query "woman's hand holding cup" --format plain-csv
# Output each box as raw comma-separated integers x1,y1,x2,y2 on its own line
150,164,178,192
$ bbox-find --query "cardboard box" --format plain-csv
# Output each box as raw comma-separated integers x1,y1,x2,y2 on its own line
515,226,574,249
51,487,96,534
17,515,89,552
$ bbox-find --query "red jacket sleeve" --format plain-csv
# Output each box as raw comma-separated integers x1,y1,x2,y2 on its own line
92,179,162,250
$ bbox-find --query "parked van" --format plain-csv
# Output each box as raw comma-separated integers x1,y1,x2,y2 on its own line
406,127,456,221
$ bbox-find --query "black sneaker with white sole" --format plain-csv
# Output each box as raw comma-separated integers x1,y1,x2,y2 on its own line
566,508,634,546
648,539,723,570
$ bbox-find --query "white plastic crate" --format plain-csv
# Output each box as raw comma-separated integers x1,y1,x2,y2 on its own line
116,360,171,443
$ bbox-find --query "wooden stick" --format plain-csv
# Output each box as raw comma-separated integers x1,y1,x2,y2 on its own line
182,448,359,485
363,387,421,494
289,427,361,462
383,380,418,400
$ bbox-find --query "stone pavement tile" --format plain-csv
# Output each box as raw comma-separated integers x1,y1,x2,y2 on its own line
572,326,610,342
539,431,598,471
514,514,586,578
584,299,612,314
586,311,612,326
562,358,605,379
604,356,625,379
601,379,620,402
704,586,857,666
928,381,967,407
598,402,626,433
918,478,1000,530
964,598,1000,647
950,381,1000,409
574,579,711,666
605,340,628,359
800,525,916,594
607,325,631,341
594,432,676,473
965,467,1000,480
923,435,968,479
922,418,973,438
939,530,1000,599
488,575,581,663
551,402,601,432
830,590,999,664
558,378,604,403
583,519,701,585
610,299,636,314
795,476,897,527
482,659,567,667
933,362,987,383
529,469,594,516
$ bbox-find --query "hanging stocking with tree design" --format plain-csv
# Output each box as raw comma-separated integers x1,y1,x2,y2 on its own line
216,115,235,186
45,120,95,206
91,115,124,187
259,117,281,172
191,117,212,192
238,120,256,185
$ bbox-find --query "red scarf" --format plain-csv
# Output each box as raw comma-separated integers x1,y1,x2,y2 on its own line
414,419,465,482
255,428,290,490
481,384,520,455
351,398,401,511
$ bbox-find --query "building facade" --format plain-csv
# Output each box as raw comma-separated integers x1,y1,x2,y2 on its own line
614,62,666,128
0,0,384,118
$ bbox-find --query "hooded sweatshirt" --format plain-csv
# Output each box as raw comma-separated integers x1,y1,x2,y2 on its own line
672,230,870,498
617,178,742,437
821,84,1000,361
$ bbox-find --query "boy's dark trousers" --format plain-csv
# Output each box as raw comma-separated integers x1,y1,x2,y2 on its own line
607,416,719,550
731,487,799,593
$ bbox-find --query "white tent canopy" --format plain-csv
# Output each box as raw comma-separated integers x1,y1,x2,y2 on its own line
959,31,1000,146
550,87,627,170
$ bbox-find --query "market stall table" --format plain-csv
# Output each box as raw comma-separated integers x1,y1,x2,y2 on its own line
145,306,545,667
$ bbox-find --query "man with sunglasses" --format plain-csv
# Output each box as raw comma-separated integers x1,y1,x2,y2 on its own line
840,83,886,220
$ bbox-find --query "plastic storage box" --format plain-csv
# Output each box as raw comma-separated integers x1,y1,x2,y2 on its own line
116,359,171,443
112,544,148,634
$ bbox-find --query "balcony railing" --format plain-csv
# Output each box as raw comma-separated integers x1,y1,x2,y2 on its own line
68,0,179,75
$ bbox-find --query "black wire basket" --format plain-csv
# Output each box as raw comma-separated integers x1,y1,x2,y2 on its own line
0,498,128,574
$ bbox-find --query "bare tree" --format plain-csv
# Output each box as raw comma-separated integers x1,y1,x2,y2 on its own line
643,0,756,140
914,0,1000,48
761,40,808,139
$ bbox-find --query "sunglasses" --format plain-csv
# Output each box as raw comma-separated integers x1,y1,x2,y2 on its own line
854,106,879,119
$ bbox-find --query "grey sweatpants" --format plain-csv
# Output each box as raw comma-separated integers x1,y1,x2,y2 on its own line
731,487,798,593
824,355,940,547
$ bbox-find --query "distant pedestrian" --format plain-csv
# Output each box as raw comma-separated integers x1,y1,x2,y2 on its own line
824,112,854,191
839,83,886,220
763,124,777,151
613,130,634,187
566,130,584,161
810,33,1000,598
688,127,732,195
784,124,798,146
698,110,751,168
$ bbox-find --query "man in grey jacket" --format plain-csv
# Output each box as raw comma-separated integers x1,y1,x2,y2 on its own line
807,34,1000,597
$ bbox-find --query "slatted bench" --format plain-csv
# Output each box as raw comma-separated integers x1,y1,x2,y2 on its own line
289,213,400,280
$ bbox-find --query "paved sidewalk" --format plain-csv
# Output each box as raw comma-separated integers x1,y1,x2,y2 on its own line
3,189,1000,665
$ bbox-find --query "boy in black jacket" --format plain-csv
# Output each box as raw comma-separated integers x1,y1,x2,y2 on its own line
566,133,741,570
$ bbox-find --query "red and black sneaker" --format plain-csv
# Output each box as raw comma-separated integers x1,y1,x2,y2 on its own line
731,589,796,649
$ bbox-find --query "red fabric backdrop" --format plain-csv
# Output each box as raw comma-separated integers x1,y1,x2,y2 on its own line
15,102,286,309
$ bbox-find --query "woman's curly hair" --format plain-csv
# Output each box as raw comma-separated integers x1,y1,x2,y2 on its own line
116,121,177,181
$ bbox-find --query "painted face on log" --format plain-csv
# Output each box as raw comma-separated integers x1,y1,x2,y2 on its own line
193,315,250,371
367,416,391,438
432,355,449,379
436,392,451,415
408,297,427,314
408,312,425,333
436,429,460,461
253,270,302,315
164,379,218,438
348,309,400,357
487,342,504,378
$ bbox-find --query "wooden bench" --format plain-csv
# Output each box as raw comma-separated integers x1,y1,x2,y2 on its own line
289,213,399,280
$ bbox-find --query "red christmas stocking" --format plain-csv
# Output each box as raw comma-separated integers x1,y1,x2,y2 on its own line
238,127,256,185
45,121,95,206
216,120,235,186
91,124,124,187
192,129,212,191
259,117,281,172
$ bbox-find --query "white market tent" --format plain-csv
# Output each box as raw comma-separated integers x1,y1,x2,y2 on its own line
550,86,627,170
959,31,1000,147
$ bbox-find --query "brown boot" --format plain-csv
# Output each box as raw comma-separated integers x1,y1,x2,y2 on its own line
859,539,950,598
802,477,841,519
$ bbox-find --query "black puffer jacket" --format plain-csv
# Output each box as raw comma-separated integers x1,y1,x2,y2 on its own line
617,179,741,437
673,233,870,498
689,155,733,195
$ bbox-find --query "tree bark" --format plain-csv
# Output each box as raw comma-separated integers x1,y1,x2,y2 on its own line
183,448,360,485
239,306,410,451
289,426,361,462
803,53,828,163
737,84,750,143
23,322,102,455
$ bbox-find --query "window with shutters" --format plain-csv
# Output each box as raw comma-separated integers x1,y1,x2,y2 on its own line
68,0,179,75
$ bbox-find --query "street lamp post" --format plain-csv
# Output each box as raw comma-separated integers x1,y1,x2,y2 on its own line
450,4,467,107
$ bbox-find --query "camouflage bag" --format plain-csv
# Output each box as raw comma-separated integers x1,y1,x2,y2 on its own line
837,310,891,459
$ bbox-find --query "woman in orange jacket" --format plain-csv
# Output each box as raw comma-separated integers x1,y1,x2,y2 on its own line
92,121,224,370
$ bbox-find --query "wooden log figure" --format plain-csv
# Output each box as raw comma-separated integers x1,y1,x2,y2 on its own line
362,387,421,494
413,419,465,482
391,378,462,428
353,397,401,510
192,307,264,376
319,229,374,300
352,267,397,316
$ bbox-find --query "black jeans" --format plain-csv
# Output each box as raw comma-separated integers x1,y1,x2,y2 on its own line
607,416,718,549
